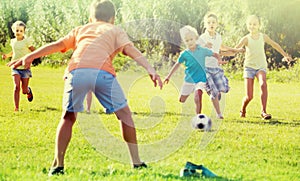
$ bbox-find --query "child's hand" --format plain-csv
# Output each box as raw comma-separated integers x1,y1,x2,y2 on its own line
205,42,213,49
2,54,6,60
6,60,17,67
163,78,170,84
282,55,293,62
149,74,163,90
213,53,221,62
7,58,28,69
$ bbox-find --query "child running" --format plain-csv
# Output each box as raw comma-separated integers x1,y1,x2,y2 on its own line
8,0,163,176
198,12,244,119
164,25,221,114
235,15,292,119
2,21,34,111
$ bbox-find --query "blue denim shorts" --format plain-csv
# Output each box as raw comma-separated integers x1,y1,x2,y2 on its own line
11,69,32,78
63,69,127,113
243,67,266,79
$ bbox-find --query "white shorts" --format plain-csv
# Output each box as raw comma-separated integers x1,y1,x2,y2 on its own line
180,81,206,96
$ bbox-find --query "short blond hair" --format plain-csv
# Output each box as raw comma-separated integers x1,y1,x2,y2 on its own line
11,20,26,33
179,25,198,40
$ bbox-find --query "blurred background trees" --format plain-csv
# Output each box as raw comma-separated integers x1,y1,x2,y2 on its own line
0,0,299,71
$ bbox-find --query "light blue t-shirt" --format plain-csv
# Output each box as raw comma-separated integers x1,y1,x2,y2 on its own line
178,45,213,83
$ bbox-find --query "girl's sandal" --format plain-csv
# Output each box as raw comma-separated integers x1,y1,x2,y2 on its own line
261,112,272,120
240,111,246,118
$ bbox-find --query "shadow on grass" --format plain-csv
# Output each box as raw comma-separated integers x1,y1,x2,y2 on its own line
234,118,300,127
31,106,60,112
90,110,195,117
132,111,195,117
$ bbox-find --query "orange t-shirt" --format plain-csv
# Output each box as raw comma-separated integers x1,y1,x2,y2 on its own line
60,21,133,76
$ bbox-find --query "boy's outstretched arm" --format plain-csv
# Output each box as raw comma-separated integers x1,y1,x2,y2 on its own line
163,62,180,84
7,40,66,69
123,44,163,89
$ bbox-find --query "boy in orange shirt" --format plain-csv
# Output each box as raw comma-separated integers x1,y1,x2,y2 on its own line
9,0,163,176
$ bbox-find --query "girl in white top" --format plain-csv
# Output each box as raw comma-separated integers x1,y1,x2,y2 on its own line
198,12,243,119
235,15,292,119
2,21,35,111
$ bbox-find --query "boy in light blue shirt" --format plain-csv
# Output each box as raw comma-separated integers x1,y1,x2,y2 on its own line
164,25,220,114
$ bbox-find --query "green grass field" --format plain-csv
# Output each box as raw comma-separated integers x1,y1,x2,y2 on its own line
0,65,299,181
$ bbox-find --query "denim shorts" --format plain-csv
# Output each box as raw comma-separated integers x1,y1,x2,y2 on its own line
243,67,266,79
63,69,127,113
11,69,32,78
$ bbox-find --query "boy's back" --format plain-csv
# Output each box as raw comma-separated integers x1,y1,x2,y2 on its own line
61,21,132,76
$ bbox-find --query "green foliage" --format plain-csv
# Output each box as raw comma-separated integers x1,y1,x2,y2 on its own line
113,54,132,72
27,0,90,46
0,0,299,70
120,0,209,63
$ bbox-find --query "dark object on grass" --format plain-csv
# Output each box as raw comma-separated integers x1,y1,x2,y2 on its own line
180,161,218,178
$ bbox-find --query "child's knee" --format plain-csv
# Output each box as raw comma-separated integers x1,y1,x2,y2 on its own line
179,95,188,103
245,95,253,101
195,89,203,99
260,81,267,89
14,86,20,93
179,97,185,103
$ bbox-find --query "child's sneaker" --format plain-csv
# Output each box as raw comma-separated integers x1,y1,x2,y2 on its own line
261,112,272,120
180,168,199,177
27,87,33,102
48,167,64,176
217,113,224,119
240,110,246,118
133,162,147,169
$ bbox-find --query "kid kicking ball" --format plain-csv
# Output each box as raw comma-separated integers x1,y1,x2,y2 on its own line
191,114,212,131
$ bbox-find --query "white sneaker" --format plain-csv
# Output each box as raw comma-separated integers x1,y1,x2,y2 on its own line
217,114,224,119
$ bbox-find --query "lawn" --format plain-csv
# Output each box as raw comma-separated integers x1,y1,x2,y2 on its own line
0,65,299,181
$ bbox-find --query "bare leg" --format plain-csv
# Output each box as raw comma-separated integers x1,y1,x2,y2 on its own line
240,78,254,117
86,91,92,113
12,75,21,111
114,105,142,165
51,111,77,167
21,77,30,94
179,95,189,103
256,71,268,113
194,90,203,114
212,97,223,118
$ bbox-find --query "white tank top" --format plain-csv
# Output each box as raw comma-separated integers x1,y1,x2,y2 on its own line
244,33,267,69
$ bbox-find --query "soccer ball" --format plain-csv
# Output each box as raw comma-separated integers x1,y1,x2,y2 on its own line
191,114,212,131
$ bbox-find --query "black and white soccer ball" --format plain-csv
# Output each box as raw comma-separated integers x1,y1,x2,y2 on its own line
191,114,212,131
